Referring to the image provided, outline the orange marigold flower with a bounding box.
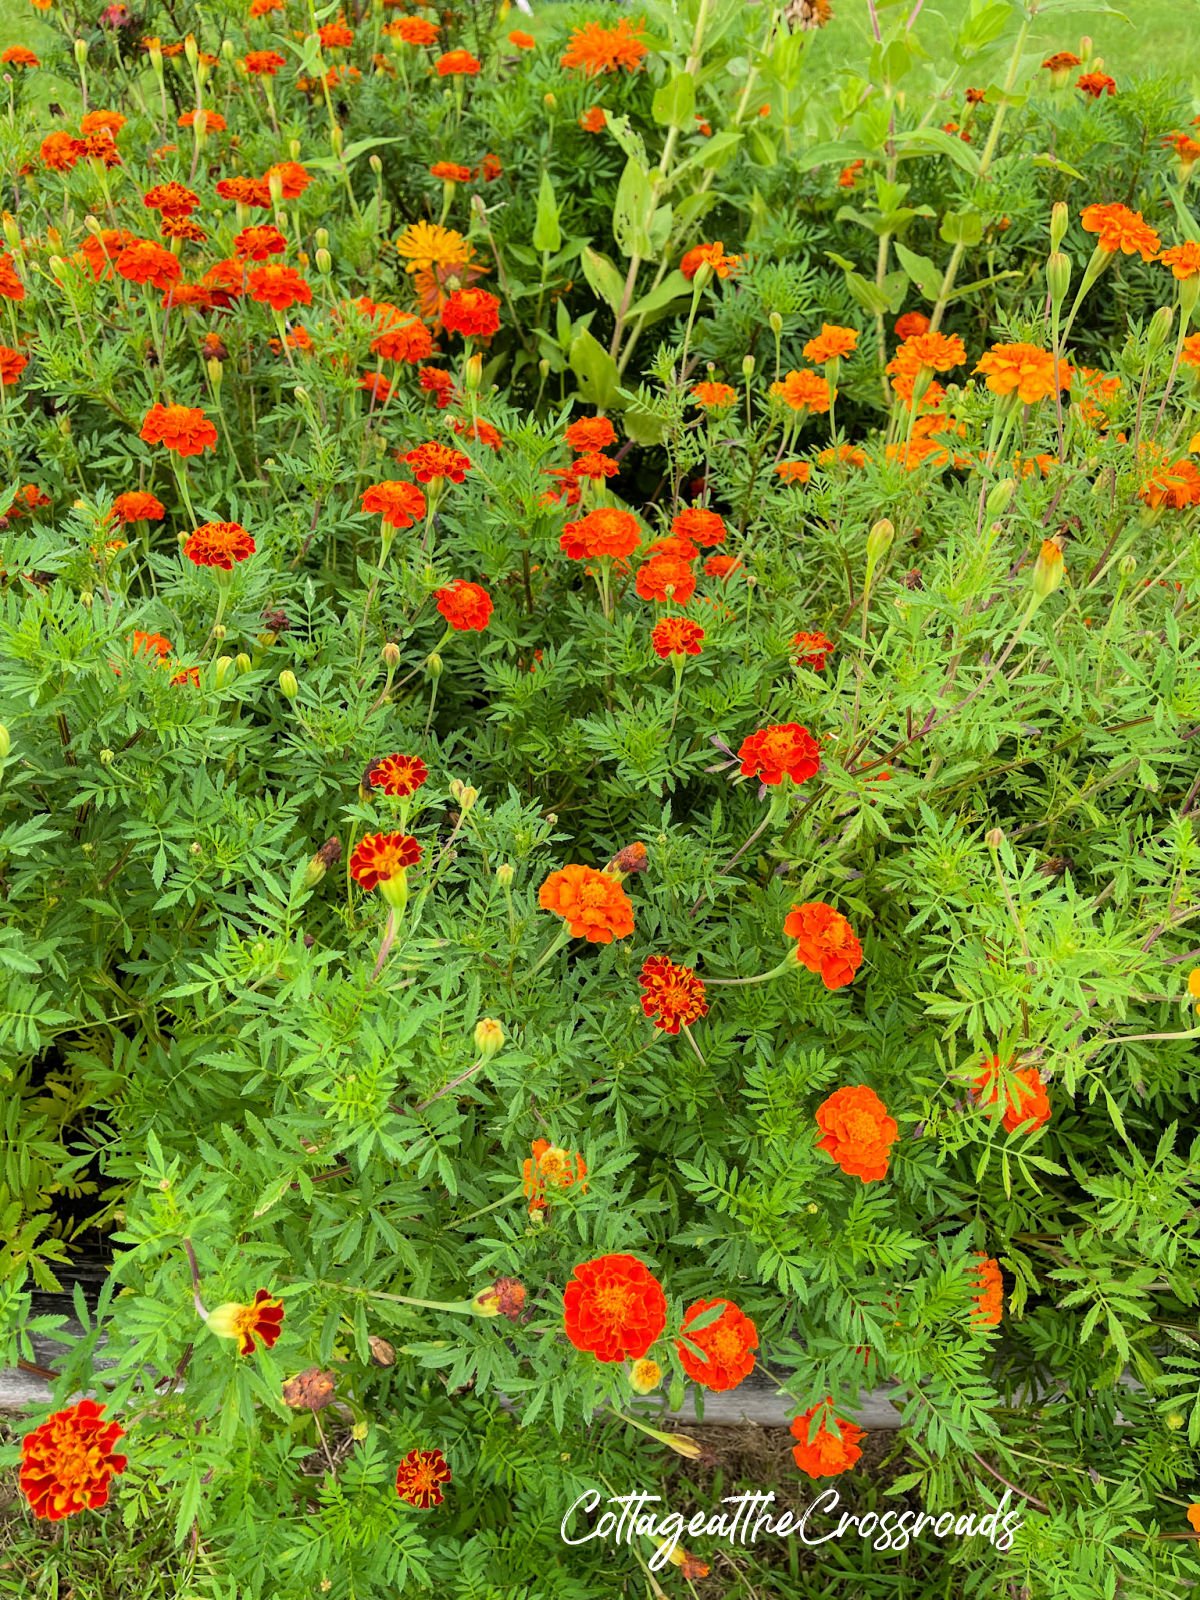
[318,19,354,47]
[790,1401,865,1479]
[838,159,864,188]
[895,330,967,373]
[638,954,707,1032]
[815,1084,896,1179]
[184,521,255,569]
[560,16,647,76]
[677,1298,758,1392]
[0,346,28,386]
[672,507,726,547]
[366,753,428,797]
[792,630,834,670]
[389,16,439,44]
[430,160,473,183]
[975,342,1069,405]
[973,1057,1051,1134]
[80,109,125,135]
[142,181,199,218]
[40,132,85,170]
[395,1448,451,1508]
[247,263,312,310]
[434,578,493,631]
[509,29,535,48]
[737,722,820,787]
[1081,202,1160,261]
[1187,1504,1200,1534]
[370,308,433,364]
[786,901,863,990]
[441,286,501,338]
[972,1255,1003,1326]
[770,368,832,413]
[205,1288,284,1354]
[1,45,38,66]
[1138,456,1200,510]
[450,417,502,452]
[1182,333,1200,372]
[563,1254,666,1361]
[435,48,481,76]
[680,241,740,280]
[651,617,704,659]
[894,310,930,339]
[523,1138,588,1210]
[115,240,182,289]
[362,480,427,529]
[18,1400,127,1521]
[561,507,642,561]
[1160,242,1200,281]
[140,404,218,457]
[1077,71,1115,97]
[178,109,227,133]
[775,460,812,485]
[1042,51,1081,72]
[404,441,471,484]
[579,106,607,132]
[690,380,736,409]
[539,863,634,942]
[110,491,165,524]
[234,225,287,260]
[570,449,618,481]
[216,176,272,208]
[419,366,456,406]
[565,415,617,453]
[636,552,696,604]
[265,160,311,200]
[804,323,858,363]
[131,630,173,659]
[478,153,503,182]
[79,229,134,280]
[244,49,285,74]
[349,830,422,892]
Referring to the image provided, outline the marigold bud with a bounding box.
[1147,306,1174,353]
[426,652,443,678]
[268,170,285,207]
[304,837,341,886]
[2,213,19,250]
[289,138,302,160]
[768,311,783,335]
[629,1358,662,1394]
[1047,251,1071,307]
[184,32,198,67]
[1166,1411,1186,1431]
[99,748,115,767]
[330,125,344,157]
[214,655,234,688]
[692,261,713,293]
[1032,539,1064,599]
[73,38,89,68]
[0,724,9,759]
[463,353,483,392]
[742,354,755,380]
[369,154,382,175]
[866,517,894,565]
[496,862,515,888]
[382,641,401,668]
[544,91,557,111]
[206,357,223,393]
[474,1017,504,1057]
[315,227,330,251]
[235,652,252,674]
[278,669,299,700]
[1118,553,1137,578]
[1049,201,1069,252]
[986,478,1016,518]
[985,827,1005,850]
[315,248,332,276]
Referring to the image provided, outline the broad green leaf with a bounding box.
[894,240,943,300]
[580,245,627,314]
[652,71,696,129]
[569,327,620,408]
[533,171,562,254]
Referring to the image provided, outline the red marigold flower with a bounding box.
[703,553,741,580]
[349,830,422,893]
[216,176,272,208]
[451,416,502,451]
[804,324,858,363]
[565,415,618,453]
[690,381,736,409]
[677,1298,758,1392]
[115,239,182,289]
[635,552,696,604]
[244,49,285,74]
[366,753,428,797]
[838,159,864,188]
[478,152,503,182]
[435,48,481,76]
[78,228,134,280]
[737,722,820,787]
[419,365,456,407]
[539,864,634,942]
[18,1400,127,1521]
[815,1085,896,1180]
[1,45,39,66]
[770,368,832,413]
[206,1288,284,1355]
[110,491,165,524]
[972,1255,1003,1326]
[1077,71,1115,97]
[792,630,834,670]
[790,1401,865,1479]
[362,479,427,529]
[396,1447,451,1508]
[1080,202,1160,261]
[430,160,473,183]
[434,578,493,631]
[638,954,707,1032]
[651,617,704,659]
[894,310,930,339]
[560,506,642,561]
[973,1057,1051,1134]
[579,106,607,132]
[247,263,312,311]
[561,16,647,75]
[570,449,619,481]
[563,1254,666,1361]
[264,161,311,200]
[441,287,501,339]
[672,507,726,547]
[184,521,255,569]
[359,371,392,404]
[234,225,287,261]
[0,346,28,386]
[143,181,198,217]
[389,16,439,44]
[679,241,740,280]
[405,441,471,484]
[318,19,354,47]
[81,130,122,168]
[1041,50,1081,72]
[523,1138,588,1211]
[785,901,863,990]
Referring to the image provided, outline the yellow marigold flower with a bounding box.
[396,221,470,275]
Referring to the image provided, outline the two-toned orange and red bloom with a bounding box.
[792,630,834,671]
[677,1299,758,1392]
[434,579,493,631]
[973,1058,1051,1133]
[790,1401,865,1478]
[395,1448,451,1508]
[349,832,422,901]
[651,617,704,658]
[523,1138,588,1212]
[404,442,472,484]
[680,242,740,281]
[361,480,427,529]
[563,1254,666,1361]
[365,753,428,797]
[786,902,863,989]
[140,403,218,457]
[635,551,696,604]
[184,521,255,569]
[539,864,634,942]
[737,722,821,787]
[18,1400,128,1520]
[815,1086,897,1180]
[560,507,642,562]
[638,955,708,1033]
[206,1288,285,1354]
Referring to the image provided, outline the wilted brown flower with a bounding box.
[282,1367,337,1411]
